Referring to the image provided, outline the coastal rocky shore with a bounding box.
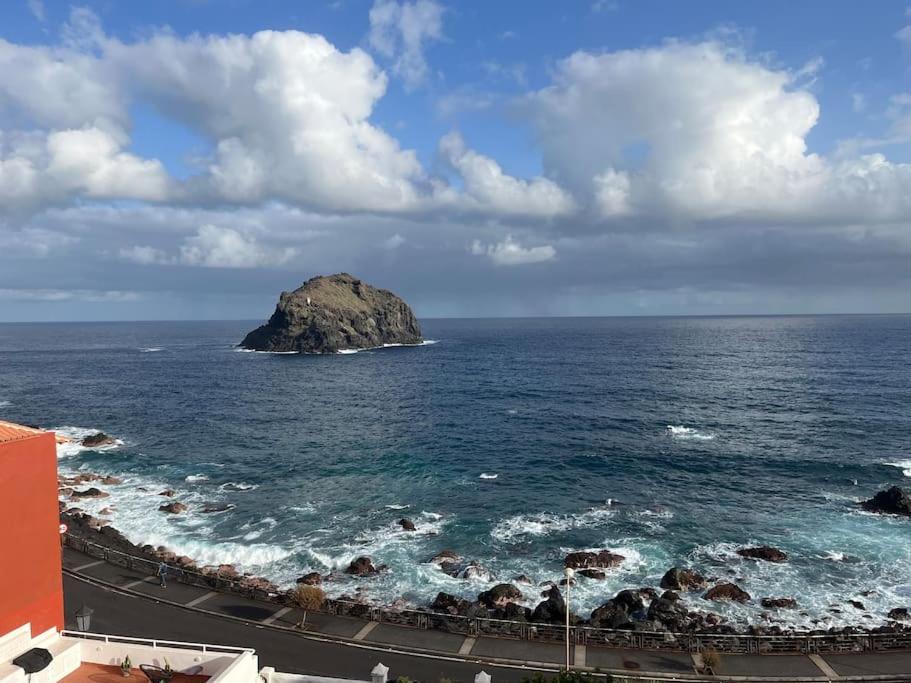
[239,273,423,353]
[56,431,911,639]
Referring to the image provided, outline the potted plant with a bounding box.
[121,656,132,677]
[163,659,172,676]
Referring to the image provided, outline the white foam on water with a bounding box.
[667,425,716,441]
[185,474,209,483]
[0,400,11,408]
[491,505,615,543]
[53,426,124,458]
[338,340,438,355]
[420,511,442,520]
[506,409,518,415]
[139,347,163,353]
[219,481,258,492]
[822,551,848,562]
[479,473,498,480]
[385,504,410,510]
[233,348,299,354]
[885,460,911,477]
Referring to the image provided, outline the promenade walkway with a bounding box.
[61,545,911,682]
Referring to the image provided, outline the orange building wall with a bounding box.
[0,432,64,635]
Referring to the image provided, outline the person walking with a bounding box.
[157,561,168,588]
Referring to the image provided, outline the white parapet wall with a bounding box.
[62,631,258,680]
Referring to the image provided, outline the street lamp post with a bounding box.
[564,567,574,670]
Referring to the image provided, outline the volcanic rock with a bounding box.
[849,600,866,610]
[704,583,751,603]
[461,562,494,581]
[239,273,423,354]
[100,475,122,485]
[531,586,566,624]
[888,608,910,621]
[478,583,523,608]
[296,572,323,586]
[737,546,788,563]
[660,567,707,591]
[398,518,416,531]
[563,549,625,569]
[430,592,471,614]
[761,597,797,609]
[159,489,176,497]
[345,556,379,576]
[82,432,116,448]
[159,502,187,514]
[861,487,911,516]
[512,574,534,585]
[578,569,606,580]
[590,601,633,629]
[71,487,109,499]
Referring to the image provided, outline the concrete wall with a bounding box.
[0,432,63,635]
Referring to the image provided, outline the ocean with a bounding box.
[1,315,910,629]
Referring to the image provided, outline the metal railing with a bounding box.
[63,533,911,655]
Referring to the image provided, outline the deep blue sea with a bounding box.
[2,316,911,629]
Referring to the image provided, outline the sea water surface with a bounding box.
[1,316,910,629]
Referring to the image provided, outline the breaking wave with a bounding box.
[667,425,716,441]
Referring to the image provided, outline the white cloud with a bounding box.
[27,0,45,22]
[851,93,867,113]
[178,224,297,268]
[109,27,425,213]
[438,131,575,218]
[384,233,406,249]
[368,0,443,90]
[0,126,171,212]
[119,245,172,265]
[471,235,556,266]
[521,41,911,223]
[0,288,138,302]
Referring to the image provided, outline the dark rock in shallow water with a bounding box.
[71,487,109,499]
[478,583,523,608]
[512,574,534,585]
[590,601,632,629]
[531,586,565,624]
[888,608,910,621]
[460,562,493,581]
[861,487,911,516]
[159,502,187,514]
[82,432,116,448]
[578,568,606,580]
[239,273,422,354]
[398,518,416,531]
[345,556,379,575]
[564,549,624,569]
[704,582,751,603]
[296,572,323,585]
[660,567,707,591]
[430,592,470,614]
[737,546,788,563]
[761,597,797,609]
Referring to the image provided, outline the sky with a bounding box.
[1,1,910,321]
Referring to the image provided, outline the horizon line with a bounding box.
[0,311,909,324]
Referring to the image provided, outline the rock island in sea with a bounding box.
[239,273,422,354]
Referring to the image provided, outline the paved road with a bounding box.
[64,574,547,683]
[62,545,911,681]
